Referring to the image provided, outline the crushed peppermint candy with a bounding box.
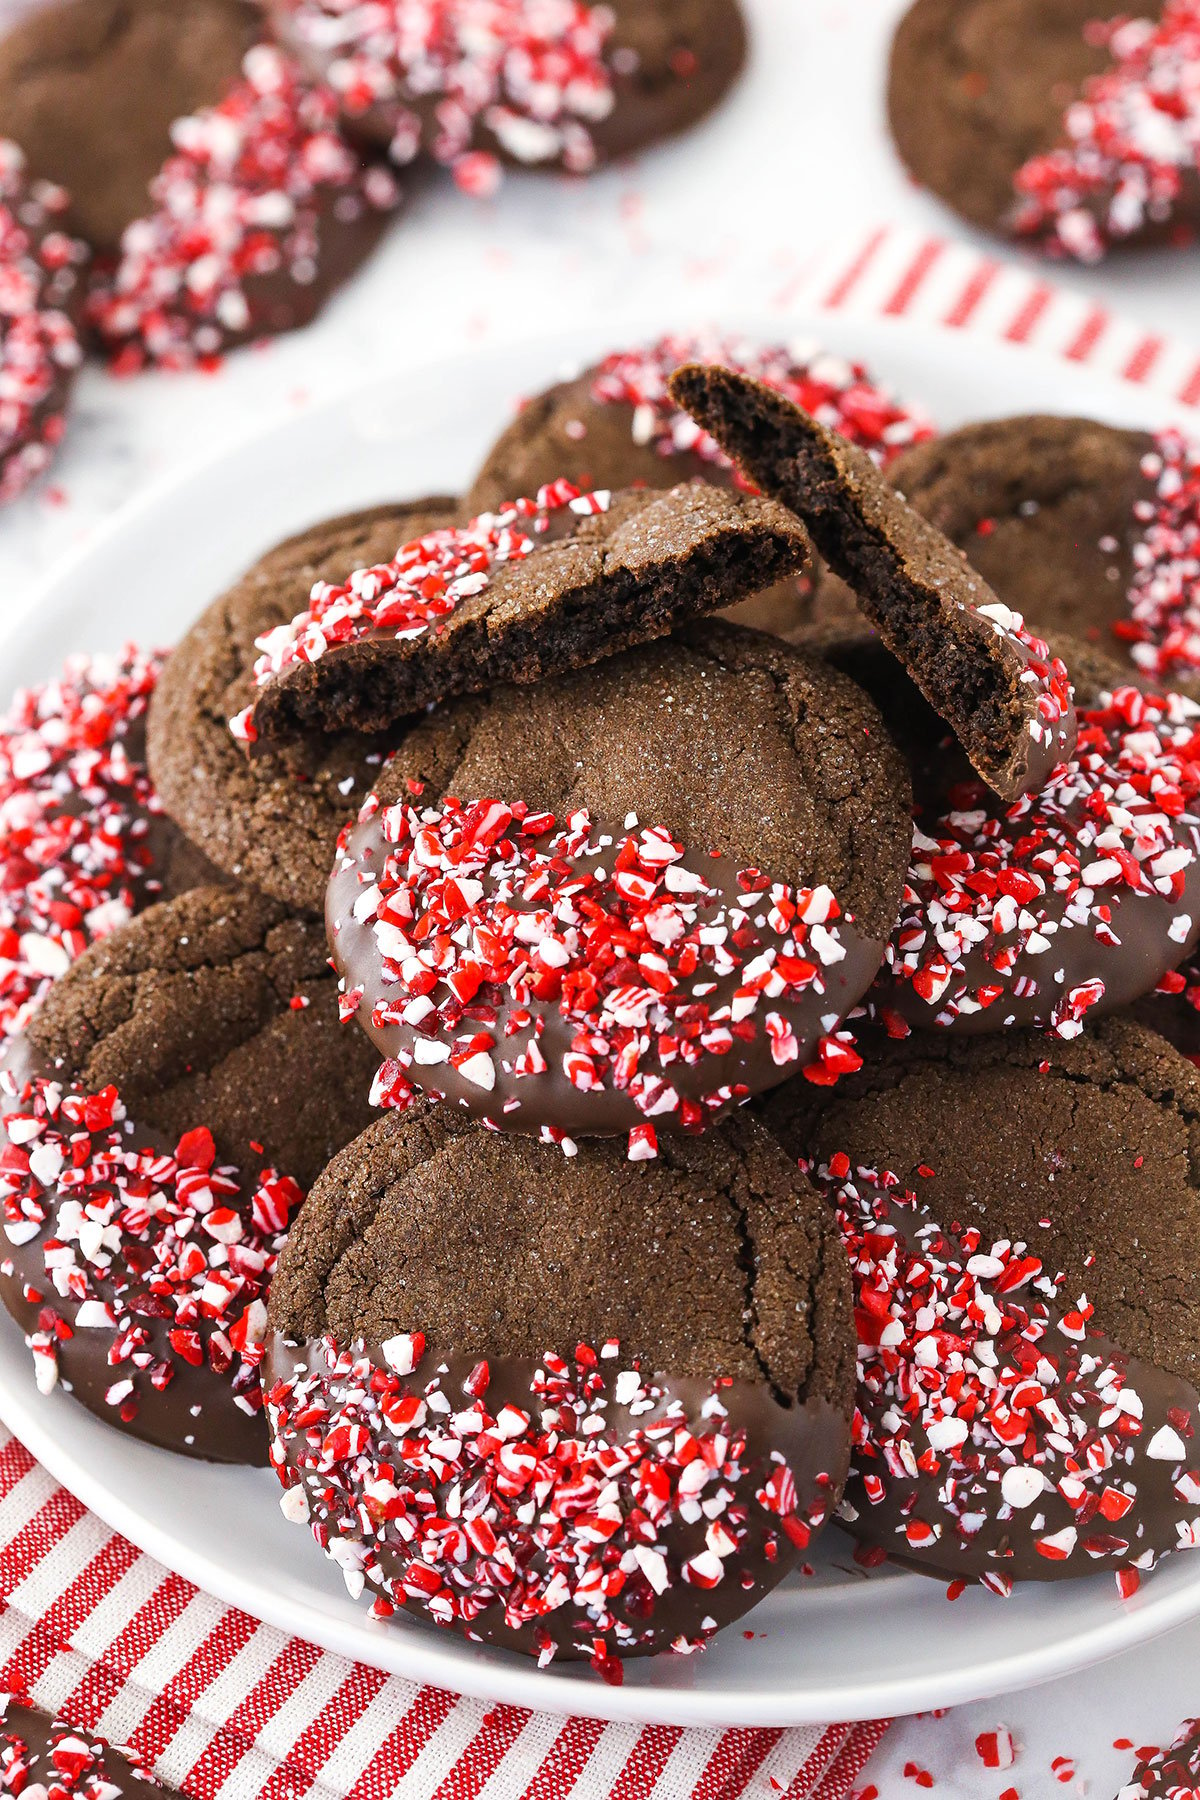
[330,793,871,1157]
[231,480,610,739]
[0,140,87,505]
[1119,1718,1200,1798]
[266,1336,824,1670]
[0,1695,162,1799]
[0,648,175,1045]
[0,1072,303,1429]
[1113,429,1200,682]
[1011,0,1200,261]
[273,0,618,193]
[814,1155,1200,1585]
[585,333,934,480]
[874,684,1200,1036]
[87,44,401,374]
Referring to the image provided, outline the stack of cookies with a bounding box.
[4,332,1200,1684]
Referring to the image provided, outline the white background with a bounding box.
[1,0,1199,1789]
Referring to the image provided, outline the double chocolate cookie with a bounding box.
[0,1694,170,1800]
[0,885,379,1461]
[0,139,88,507]
[767,1018,1200,1590]
[888,0,1200,259]
[264,1105,854,1667]
[326,624,912,1146]
[232,481,808,746]
[148,497,459,915]
[0,0,257,254]
[267,0,747,181]
[888,415,1200,692]
[668,363,1076,800]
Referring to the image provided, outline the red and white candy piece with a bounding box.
[1115,428,1200,684]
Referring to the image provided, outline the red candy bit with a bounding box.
[0,140,87,506]
[975,1727,1018,1770]
[586,333,933,480]
[1120,430,1200,683]
[819,1156,1200,1584]
[341,793,862,1126]
[880,683,1200,1034]
[275,0,618,186]
[0,646,173,1045]
[235,480,607,717]
[1011,0,1200,262]
[87,45,401,373]
[0,1070,304,1416]
[268,1336,820,1665]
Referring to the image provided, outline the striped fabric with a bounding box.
[3,227,1197,1800]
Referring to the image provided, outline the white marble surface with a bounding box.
[1,0,1200,1788]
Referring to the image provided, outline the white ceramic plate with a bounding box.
[0,312,1198,1728]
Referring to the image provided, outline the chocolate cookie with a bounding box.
[87,45,403,372]
[0,1694,168,1800]
[326,624,913,1149]
[264,1105,854,1668]
[0,884,379,1461]
[0,140,88,507]
[267,0,746,184]
[1119,1720,1200,1799]
[147,496,459,916]
[765,1018,1200,1590]
[668,362,1076,800]
[888,0,1200,259]
[888,416,1200,692]
[0,0,257,254]
[234,481,808,747]
[0,646,219,1047]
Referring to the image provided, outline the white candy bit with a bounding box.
[1001,1466,1045,1509]
[1147,1423,1188,1462]
[279,1485,310,1524]
[381,1333,424,1375]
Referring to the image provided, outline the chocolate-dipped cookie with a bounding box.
[87,45,402,372]
[888,0,1200,259]
[0,0,257,254]
[0,1694,169,1799]
[231,480,808,747]
[266,0,747,183]
[0,646,220,1047]
[1119,1719,1200,1798]
[326,624,912,1150]
[147,496,459,916]
[668,362,1076,801]
[0,884,379,1461]
[0,140,88,507]
[765,1018,1200,1591]
[264,1105,854,1668]
[889,415,1200,692]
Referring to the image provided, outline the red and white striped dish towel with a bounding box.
[3,226,1198,1800]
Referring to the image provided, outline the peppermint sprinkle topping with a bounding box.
[877,685,1200,1036]
[1119,1718,1200,1798]
[588,333,934,477]
[1115,429,1200,682]
[333,793,867,1154]
[267,1336,819,1672]
[1012,0,1200,261]
[0,1695,160,1799]
[0,649,170,1045]
[88,45,401,373]
[817,1156,1200,1584]
[0,1073,303,1422]
[0,139,86,505]
[276,0,618,193]
[232,480,610,736]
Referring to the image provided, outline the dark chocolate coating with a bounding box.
[326,626,913,1136]
[667,363,1077,801]
[766,1019,1200,1583]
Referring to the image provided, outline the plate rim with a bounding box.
[1,306,1199,1728]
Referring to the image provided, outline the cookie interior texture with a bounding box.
[0,0,257,251]
[246,483,810,742]
[886,0,1120,233]
[147,497,460,914]
[270,1105,855,1410]
[21,883,378,1187]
